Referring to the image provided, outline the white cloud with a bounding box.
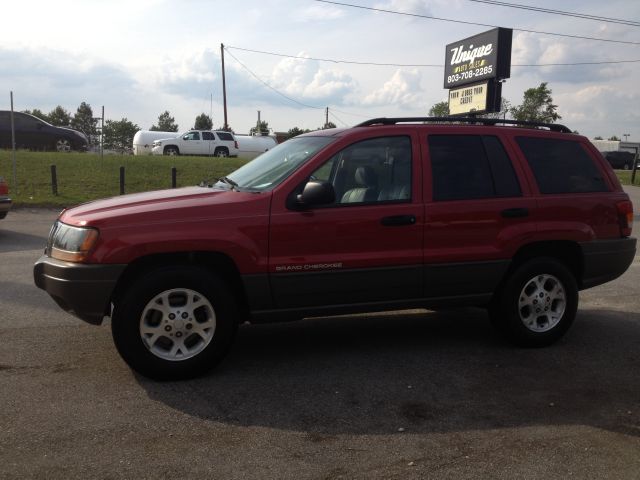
[155,49,219,95]
[293,4,346,21]
[0,47,138,112]
[511,32,624,83]
[552,85,640,138]
[270,54,358,104]
[374,0,432,16]
[362,69,424,107]
[559,85,640,122]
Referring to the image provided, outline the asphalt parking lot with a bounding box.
[1,191,639,479]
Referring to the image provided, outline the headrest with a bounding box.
[355,166,377,187]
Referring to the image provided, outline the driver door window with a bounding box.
[311,136,412,205]
[182,131,202,154]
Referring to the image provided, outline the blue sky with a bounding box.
[1,0,639,139]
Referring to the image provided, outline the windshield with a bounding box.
[222,136,334,191]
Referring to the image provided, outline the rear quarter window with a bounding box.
[216,132,235,141]
[516,137,608,194]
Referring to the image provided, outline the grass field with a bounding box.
[0,150,637,208]
[0,151,248,207]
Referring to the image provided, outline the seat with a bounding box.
[340,166,379,203]
[378,184,410,201]
[377,148,412,201]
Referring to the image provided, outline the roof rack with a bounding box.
[355,117,573,134]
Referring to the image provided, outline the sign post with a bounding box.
[444,28,512,116]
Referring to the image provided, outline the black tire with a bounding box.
[164,146,180,156]
[489,258,578,347]
[111,266,238,380]
[214,147,229,158]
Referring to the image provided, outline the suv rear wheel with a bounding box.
[214,147,229,157]
[111,266,238,380]
[490,258,578,347]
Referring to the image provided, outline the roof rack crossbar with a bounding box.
[355,117,572,133]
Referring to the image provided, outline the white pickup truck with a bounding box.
[151,130,239,157]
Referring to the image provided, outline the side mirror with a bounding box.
[296,181,335,208]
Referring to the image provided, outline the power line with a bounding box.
[514,59,640,66]
[224,47,372,120]
[223,48,324,110]
[329,107,370,119]
[226,45,640,68]
[466,0,640,27]
[328,110,349,127]
[314,0,640,46]
[227,46,441,67]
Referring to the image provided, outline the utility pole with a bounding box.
[10,91,16,190]
[101,106,104,162]
[221,43,228,131]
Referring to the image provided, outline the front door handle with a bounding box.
[501,208,529,218]
[381,215,416,226]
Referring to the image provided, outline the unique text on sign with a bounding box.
[444,28,512,89]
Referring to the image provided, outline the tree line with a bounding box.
[21,104,219,153]
[29,83,595,154]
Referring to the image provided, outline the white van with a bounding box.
[133,131,178,155]
[235,134,278,159]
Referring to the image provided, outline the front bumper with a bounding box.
[34,256,126,325]
[0,197,11,217]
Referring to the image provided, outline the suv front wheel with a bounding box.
[111,266,238,380]
[490,258,578,347]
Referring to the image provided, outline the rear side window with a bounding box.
[428,135,521,201]
[516,137,608,194]
[202,131,215,140]
[216,131,234,141]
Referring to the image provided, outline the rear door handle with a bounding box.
[381,215,416,226]
[501,208,529,218]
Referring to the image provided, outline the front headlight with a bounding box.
[48,221,99,262]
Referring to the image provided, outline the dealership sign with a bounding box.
[448,81,502,116]
[444,27,512,115]
[444,27,512,89]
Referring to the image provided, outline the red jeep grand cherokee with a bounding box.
[34,118,636,380]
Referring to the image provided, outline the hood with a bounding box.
[60,186,270,229]
[57,126,88,140]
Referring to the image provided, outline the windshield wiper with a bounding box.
[199,176,238,190]
[218,177,238,190]
[219,176,239,190]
